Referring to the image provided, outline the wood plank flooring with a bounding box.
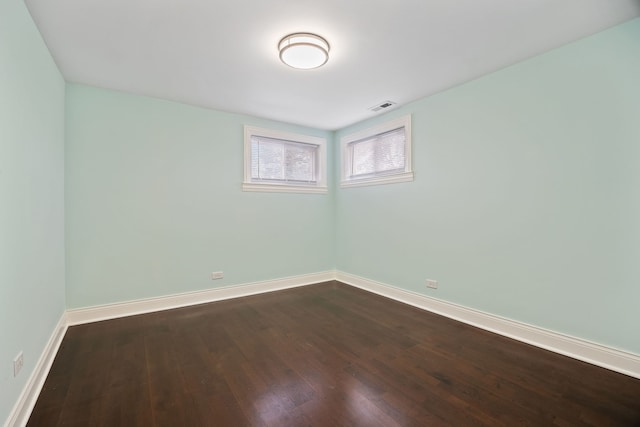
[28,281,640,426]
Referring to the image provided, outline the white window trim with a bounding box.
[243,125,327,194]
[340,115,413,188]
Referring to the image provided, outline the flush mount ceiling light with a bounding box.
[278,33,330,70]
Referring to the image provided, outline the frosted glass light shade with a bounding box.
[278,33,329,70]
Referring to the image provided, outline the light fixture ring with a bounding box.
[278,32,330,70]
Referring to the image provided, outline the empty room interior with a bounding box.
[2,0,640,425]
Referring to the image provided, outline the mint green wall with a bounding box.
[65,84,334,308]
[336,18,640,355]
[0,0,66,423]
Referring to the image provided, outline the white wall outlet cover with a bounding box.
[211,271,224,280]
[13,351,24,376]
[426,279,438,289]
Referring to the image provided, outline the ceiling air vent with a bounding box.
[369,101,397,112]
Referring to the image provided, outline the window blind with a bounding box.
[349,127,406,177]
[251,136,317,183]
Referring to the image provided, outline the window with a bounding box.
[341,115,413,188]
[243,126,327,194]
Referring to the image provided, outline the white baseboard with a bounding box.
[66,271,336,326]
[337,271,640,380]
[5,313,68,427]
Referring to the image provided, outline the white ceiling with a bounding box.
[26,0,640,130]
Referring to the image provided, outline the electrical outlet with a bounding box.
[211,271,224,280]
[13,352,23,377]
[426,279,438,289]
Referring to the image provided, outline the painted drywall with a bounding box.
[0,0,66,423]
[335,18,640,355]
[65,84,334,308]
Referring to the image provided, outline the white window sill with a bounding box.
[340,171,414,189]
[242,183,328,194]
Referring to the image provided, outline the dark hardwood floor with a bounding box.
[28,281,640,426]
